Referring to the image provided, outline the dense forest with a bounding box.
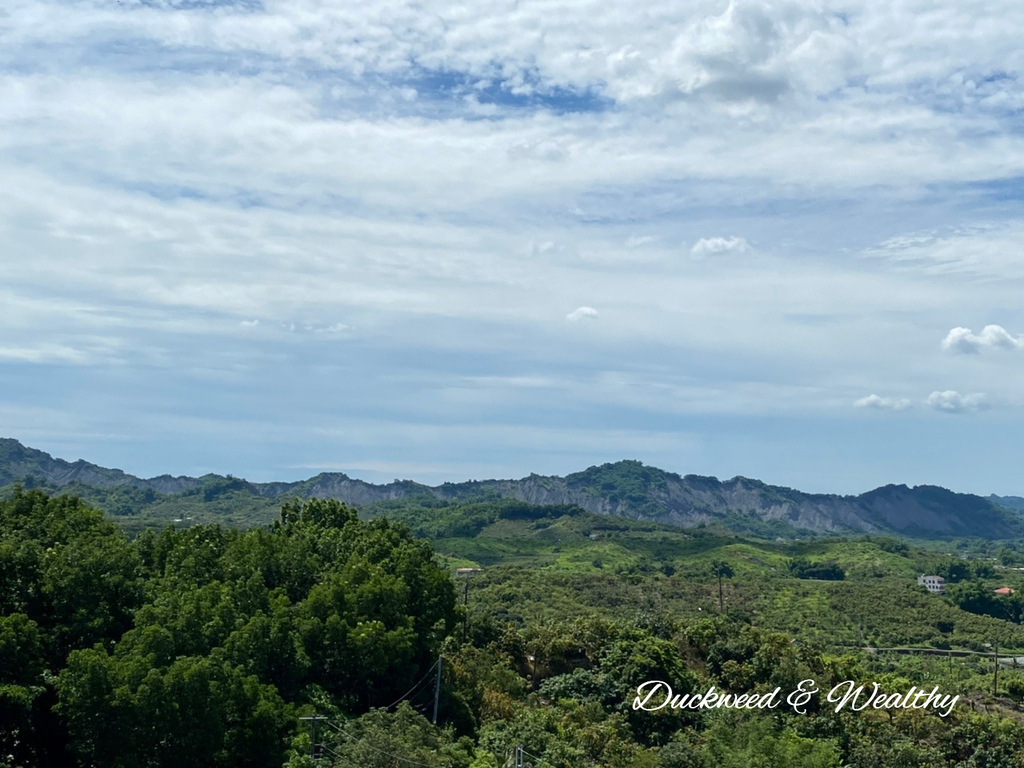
[6,488,1024,767]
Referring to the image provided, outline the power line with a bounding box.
[319,744,355,765]
[401,685,434,711]
[324,719,439,768]
[381,657,441,710]
[301,654,447,768]
[400,685,434,715]
[519,746,559,768]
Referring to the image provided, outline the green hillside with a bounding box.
[9,488,1024,768]
[363,498,1024,653]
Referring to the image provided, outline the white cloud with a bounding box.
[626,235,656,248]
[566,306,598,321]
[239,319,259,327]
[869,224,1024,281]
[306,323,350,334]
[507,139,568,162]
[529,240,559,257]
[690,236,750,259]
[0,345,92,365]
[925,390,990,413]
[854,394,912,411]
[942,325,1023,354]
[278,322,347,334]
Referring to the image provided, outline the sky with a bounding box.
[2,0,1024,495]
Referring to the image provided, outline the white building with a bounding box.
[917,575,946,595]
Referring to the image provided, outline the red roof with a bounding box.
[994,587,1015,595]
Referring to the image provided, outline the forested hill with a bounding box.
[2,437,1021,539]
[992,494,1024,513]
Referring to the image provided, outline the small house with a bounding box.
[917,575,946,594]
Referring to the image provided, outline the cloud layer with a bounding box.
[2,0,1024,492]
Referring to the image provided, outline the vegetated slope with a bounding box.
[10,487,1024,768]
[2,438,1021,538]
[992,494,1024,513]
[0,437,201,493]
[372,497,1024,652]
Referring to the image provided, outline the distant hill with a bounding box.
[992,495,1024,513]
[1,437,1021,539]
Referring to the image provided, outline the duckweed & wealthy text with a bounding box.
[633,679,960,717]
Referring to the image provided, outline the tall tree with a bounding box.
[710,560,734,613]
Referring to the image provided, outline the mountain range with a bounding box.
[2,437,1022,539]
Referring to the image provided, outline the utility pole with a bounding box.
[455,568,483,643]
[994,644,999,696]
[299,716,326,760]
[464,577,470,642]
[710,560,732,613]
[432,655,443,724]
[513,745,524,768]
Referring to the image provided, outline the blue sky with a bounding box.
[2,0,1024,495]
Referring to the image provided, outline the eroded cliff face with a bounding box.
[428,473,878,534]
[2,438,1019,539]
[296,469,1016,537]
